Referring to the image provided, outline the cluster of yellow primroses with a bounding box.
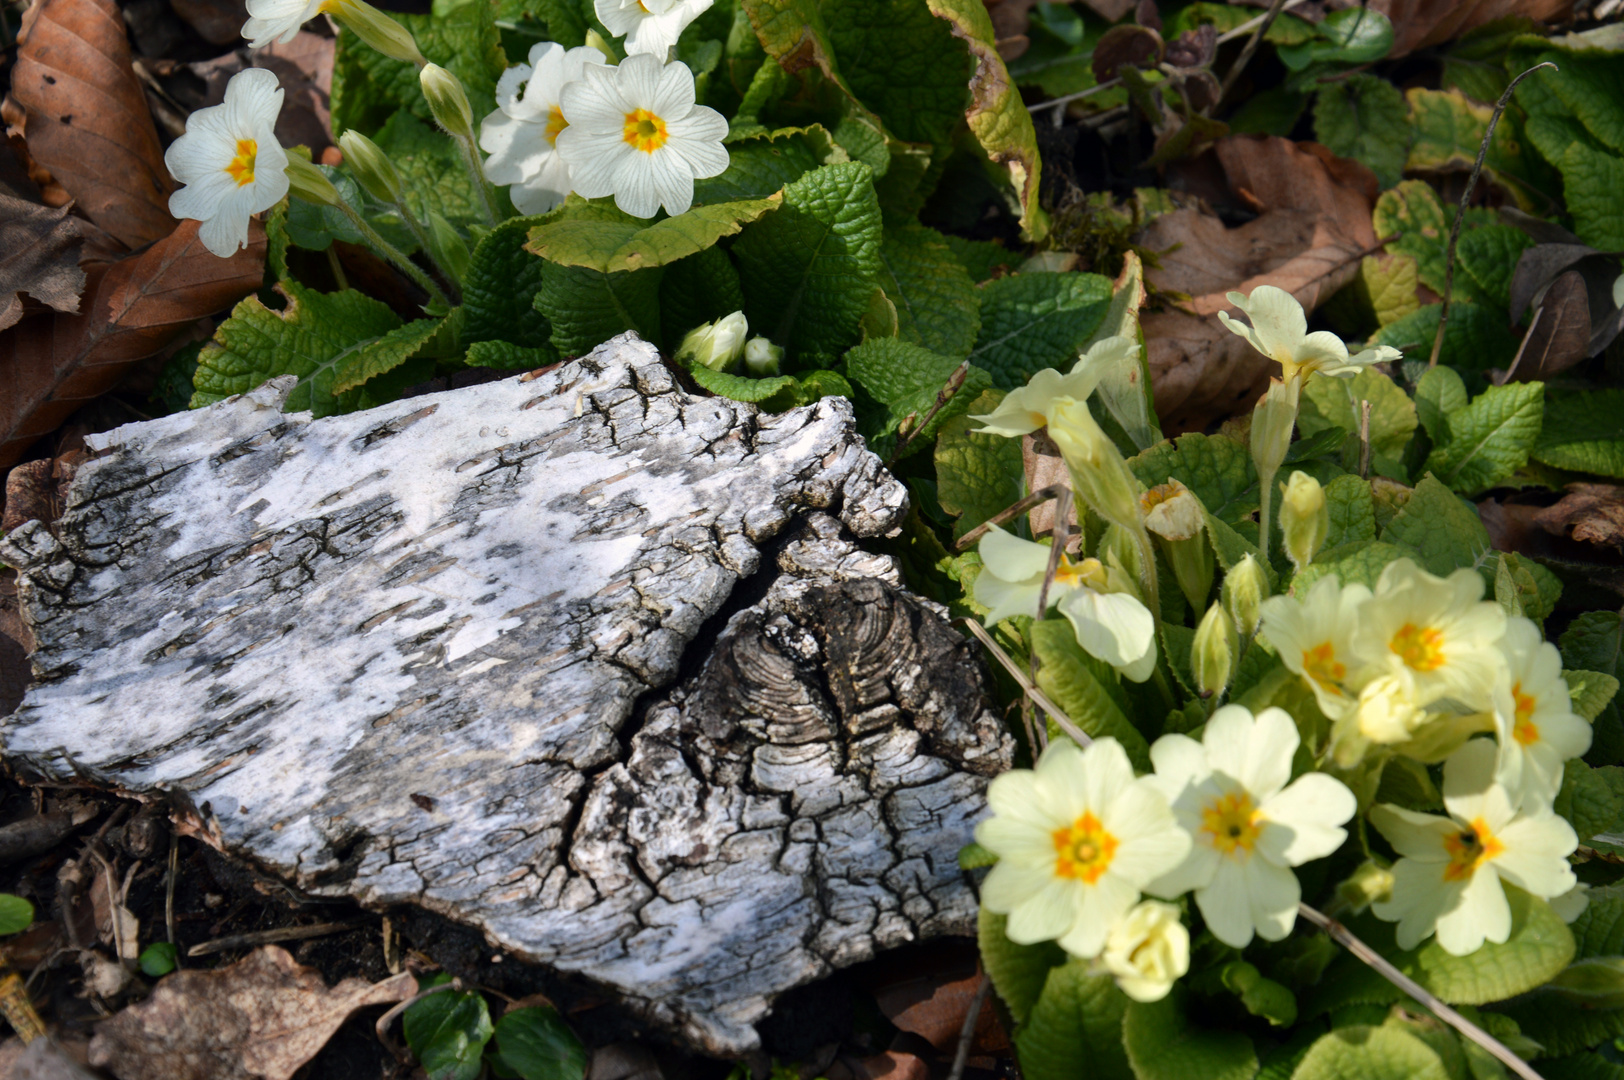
[967,289,1589,1004]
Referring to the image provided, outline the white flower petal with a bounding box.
[1245,856,1301,942]
[1257,773,1355,865]
[1059,589,1155,679]
[1196,858,1256,949]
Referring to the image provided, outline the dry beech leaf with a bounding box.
[1138,136,1380,432]
[1534,484,1624,549]
[2,451,81,533]
[0,193,86,332]
[88,946,416,1080]
[982,0,1037,60]
[1507,270,1591,381]
[0,219,266,471]
[1371,0,1573,59]
[10,0,175,249]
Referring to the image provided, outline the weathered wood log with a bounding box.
[0,335,1012,1054]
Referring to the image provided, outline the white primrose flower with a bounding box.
[1148,705,1357,949]
[1259,576,1372,720]
[165,68,289,258]
[1370,739,1578,955]
[1101,900,1189,1002]
[970,337,1139,438]
[595,0,714,58]
[555,53,728,219]
[1492,616,1592,809]
[1218,285,1400,383]
[976,737,1191,960]
[241,0,324,49]
[1352,559,1508,713]
[480,43,608,215]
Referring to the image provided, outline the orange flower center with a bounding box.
[1442,817,1505,882]
[1391,622,1446,672]
[1052,811,1118,884]
[545,105,568,145]
[225,138,258,187]
[622,108,668,153]
[1201,790,1261,856]
[1301,641,1346,689]
[1512,682,1540,746]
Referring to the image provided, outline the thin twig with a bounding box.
[1027,78,1122,115]
[1034,487,1074,618]
[947,976,992,1080]
[188,918,369,957]
[1500,305,1544,384]
[1357,400,1372,479]
[1217,0,1292,103]
[960,619,1093,748]
[1428,62,1558,369]
[955,485,1069,551]
[888,360,972,468]
[1296,904,1546,1080]
[1214,0,1315,44]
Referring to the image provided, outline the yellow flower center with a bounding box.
[1027,410,1047,429]
[1050,555,1105,594]
[622,108,669,153]
[1301,641,1345,689]
[1512,683,1540,746]
[1052,811,1118,884]
[1442,817,1505,882]
[225,138,258,187]
[1201,790,1261,856]
[545,105,568,145]
[1391,622,1446,672]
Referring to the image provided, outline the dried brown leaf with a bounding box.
[1534,484,1624,549]
[1508,270,1591,381]
[1370,0,1573,58]
[0,219,266,471]
[89,946,416,1080]
[0,193,86,332]
[11,0,175,249]
[169,0,250,46]
[1,452,80,533]
[0,1037,98,1079]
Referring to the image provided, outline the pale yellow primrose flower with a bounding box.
[165,68,289,258]
[1493,617,1592,809]
[970,337,1139,438]
[973,526,1158,682]
[1260,576,1372,720]
[1101,900,1189,1002]
[1371,739,1577,955]
[480,43,608,215]
[1353,559,1507,712]
[1218,285,1400,383]
[1148,706,1356,949]
[976,737,1191,959]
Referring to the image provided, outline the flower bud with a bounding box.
[328,0,425,66]
[1334,861,1394,915]
[676,311,750,372]
[427,211,470,281]
[1280,470,1328,571]
[1048,398,1142,534]
[420,63,475,141]
[1354,674,1428,744]
[1143,480,1213,613]
[1221,553,1270,638]
[1192,602,1237,699]
[283,153,341,206]
[1101,901,1188,1003]
[1250,377,1298,486]
[337,129,403,205]
[743,336,783,377]
[585,27,618,63]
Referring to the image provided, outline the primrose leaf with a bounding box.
[194,284,434,416]
[968,272,1114,389]
[845,338,991,458]
[525,195,782,273]
[942,235,1017,283]
[403,980,494,1080]
[1566,670,1621,724]
[0,895,33,936]
[1413,365,1468,442]
[935,392,1023,540]
[1534,390,1624,479]
[492,1005,588,1080]
[1422,381,1544,495]
[1298,367,1417,477]
[467,341,552,369]
[138,941,177,977]
[1323,475,1376,549]
[1290,1025,1453,1080]
[978,909,1068,1028]
[817,0,971,147]
[1556,759,1621,842]
[1122,991,1258,1080]
[1129,433,1258,530]
[878,223,981,356]
[1405,88,1551,212]
[1372,180,1495,298]
[1456,225,1535,311]
[1560,138,1624,252]
[372,110,484,227]
[1368,303,1516,373]
[463,215,557,351]
[1498,992,1624,1059]
[687,363,798,405]
[1563,612,1624,767]
[732,162,884,362]
[1016,956,1134,1080]
[534,263,664,355]
[1277,7,1393,71]
[1379,474,1493,576]
[332,0,506,135]
[692,129,823,203]
[1313,74,1409,189]
[1029,619,1151,769]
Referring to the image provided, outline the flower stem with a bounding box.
[392,200,463,300]
[334,199,452,311]
[453,133,501,226]
[1258,472,1275,566]
[1296,904,1547,1080]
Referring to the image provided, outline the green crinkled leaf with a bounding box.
[1494,551,1560,622]
[1380,474,1492,575]
[1017,957,1133,1080]
[1498,991,1624,1059]
[1292,540,1411,592]
[1289,1024,1453,1080]
[1408,890,1575,1004]
[1372,180,1495,298]
[1170,3,1316,45]
[462,215,555,350]
[1405,88,1551,212]
[1029,618,1151,770]
[404,979,495,1080]
[1570,883,1624,960]
[1537,1055,1624,1080]
[1123,991,1258,1080]
[1567,669,1621,723]
[696,129,823,203]
[534,262,663,355]
[1556,758,1622,842]
[968,272,1114,390]
[878,223,981,356]
[816,0,970,146]
[1423,381,1544,496]
[372,110,483,227]
[732,162,884,362]
[1130,433,1259,529]
[332,0,507,136]
[1560,136,1624,252]
[936,392,1023,540]
[1414,365,1468,443]
[1324,475,1376,549]
[1534,391,1624,479]
[1278,6,1393,71]
[194,284,433,417]
[1457,224,1535,311]
[846,338,991,457]
[1221,961,1297,1027]
[1563,612,1624,768]
[1207,511,1275,588]
[979,908,1067,1028]
[942,235,1016,283]
[1368,303,1516,373]
[1313,74,1409,189]
[1298,367,1417,477]
[688,363,798,404]
[492,1005,587,1080]
[525,195,783,273]
[468,341,554,369]
[0,895,33,937]
[660,245,746,346]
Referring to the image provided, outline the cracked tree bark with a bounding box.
[0,334,1013,1054]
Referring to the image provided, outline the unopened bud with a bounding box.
[585,27,618,63]
[1192,602,1236,699]
[338,130,403,205]
[677,311,749,372]
[1250,377,1298,487]
[1049,398,1142,534]
[421,63,475,140]
[1221,553,1269,638]
[284,153,340,206]
[427,211,470,281]
[1280,471,1328,571]
[743,336,783,377]
[329,0,425,65]
[1334,861,1394,915]
[1143,481,1213,613]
